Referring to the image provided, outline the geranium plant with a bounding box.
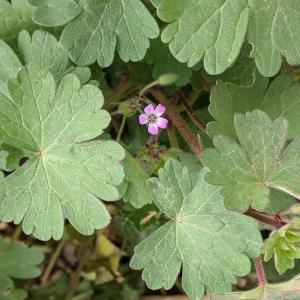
[1,0,300,299]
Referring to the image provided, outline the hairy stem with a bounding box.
[245,208,285,228]
[178,91,207,132]
[254,256,267,286]
[150,88,202,157]
[167,121,179,148]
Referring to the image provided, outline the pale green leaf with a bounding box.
[202,110,300,212]
[263,221,300,274]
[121,152,152,209]
[157,0,249,74]
[146,38,193,87]
[248,0,300,77]
[130,159,262,300]
[0,67,125,241]
[30,0,82,26]
[0,143,23,172]
[211,275,300,299]
[32,0,160,67]
[208,74,300,140]
[0,39,22,97]
[149,0,162,8]
[0,0,37,45]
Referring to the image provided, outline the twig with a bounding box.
[245,208,286,228]
[41,239,65,285]
[254,256,267,286]
[178,91,207,132]
[117,116,126,142]
[150,88,202,157]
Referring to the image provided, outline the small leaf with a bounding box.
[0,67,125,241]
[32,0,160,67]
[130,159,262,300]
[263,221,300,274]
[248,0,300,77]
[202,110,300,212]
[121,153,152,209]
[0,143,23,172]
[0,0,37,45]
[208,74,300,140]
[157,0,249,74]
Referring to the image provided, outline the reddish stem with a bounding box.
[150,88,202,157]
[245,208,285,228]
[254,256,267,286]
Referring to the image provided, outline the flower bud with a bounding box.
[118,98,139,117]
[157,73,178,86]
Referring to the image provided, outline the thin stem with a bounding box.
[167,121,179,148]
[245,208,285,228]
[254,256,267,286]
[11,224,22,243]
[41,239,65,285]
[65,237,93,300]
[117,116,126,142]
[150,88,202,157]
[178,91,207,132]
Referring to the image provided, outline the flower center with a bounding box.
[147,113,157,124]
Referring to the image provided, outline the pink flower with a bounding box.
[139,104,169,135]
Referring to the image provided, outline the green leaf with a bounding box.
[0,237,44,279]
[130,159,262,300]
[248,0,300,77]
[263,220,300,274]
[0,67,125,241]
[0,39,22,96]
[202,44,256,87]
[202,110,300,212]
[32,0,160,67]
[0,275,27,300]
[149,0,162,8]
[0,143,23,172]
[0,0,37,45]
[211,275,300,299]
[208,74,300,140]
[157,0,249,74]
[121,152,152,209]
[146,38,193,87]
[0,238,43,299]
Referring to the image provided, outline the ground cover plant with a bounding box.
[1,0,300,299]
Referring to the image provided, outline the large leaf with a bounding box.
[202,110,300,212]
[0,67,125,241]
[156,0,300,77]
[211,275,300,300]
[157,0,249,74]
[208,74,300,140]
[130,159,262,300]
[121,152,152,209]
[248,0,300,77]
[0,0,37,45]
[32,0,159,67]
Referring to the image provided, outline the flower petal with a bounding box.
[144,104,154,115]
[148,123,159,135]
[154,104,166,117]
[157,117,168,129]
[139,114,148,125]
